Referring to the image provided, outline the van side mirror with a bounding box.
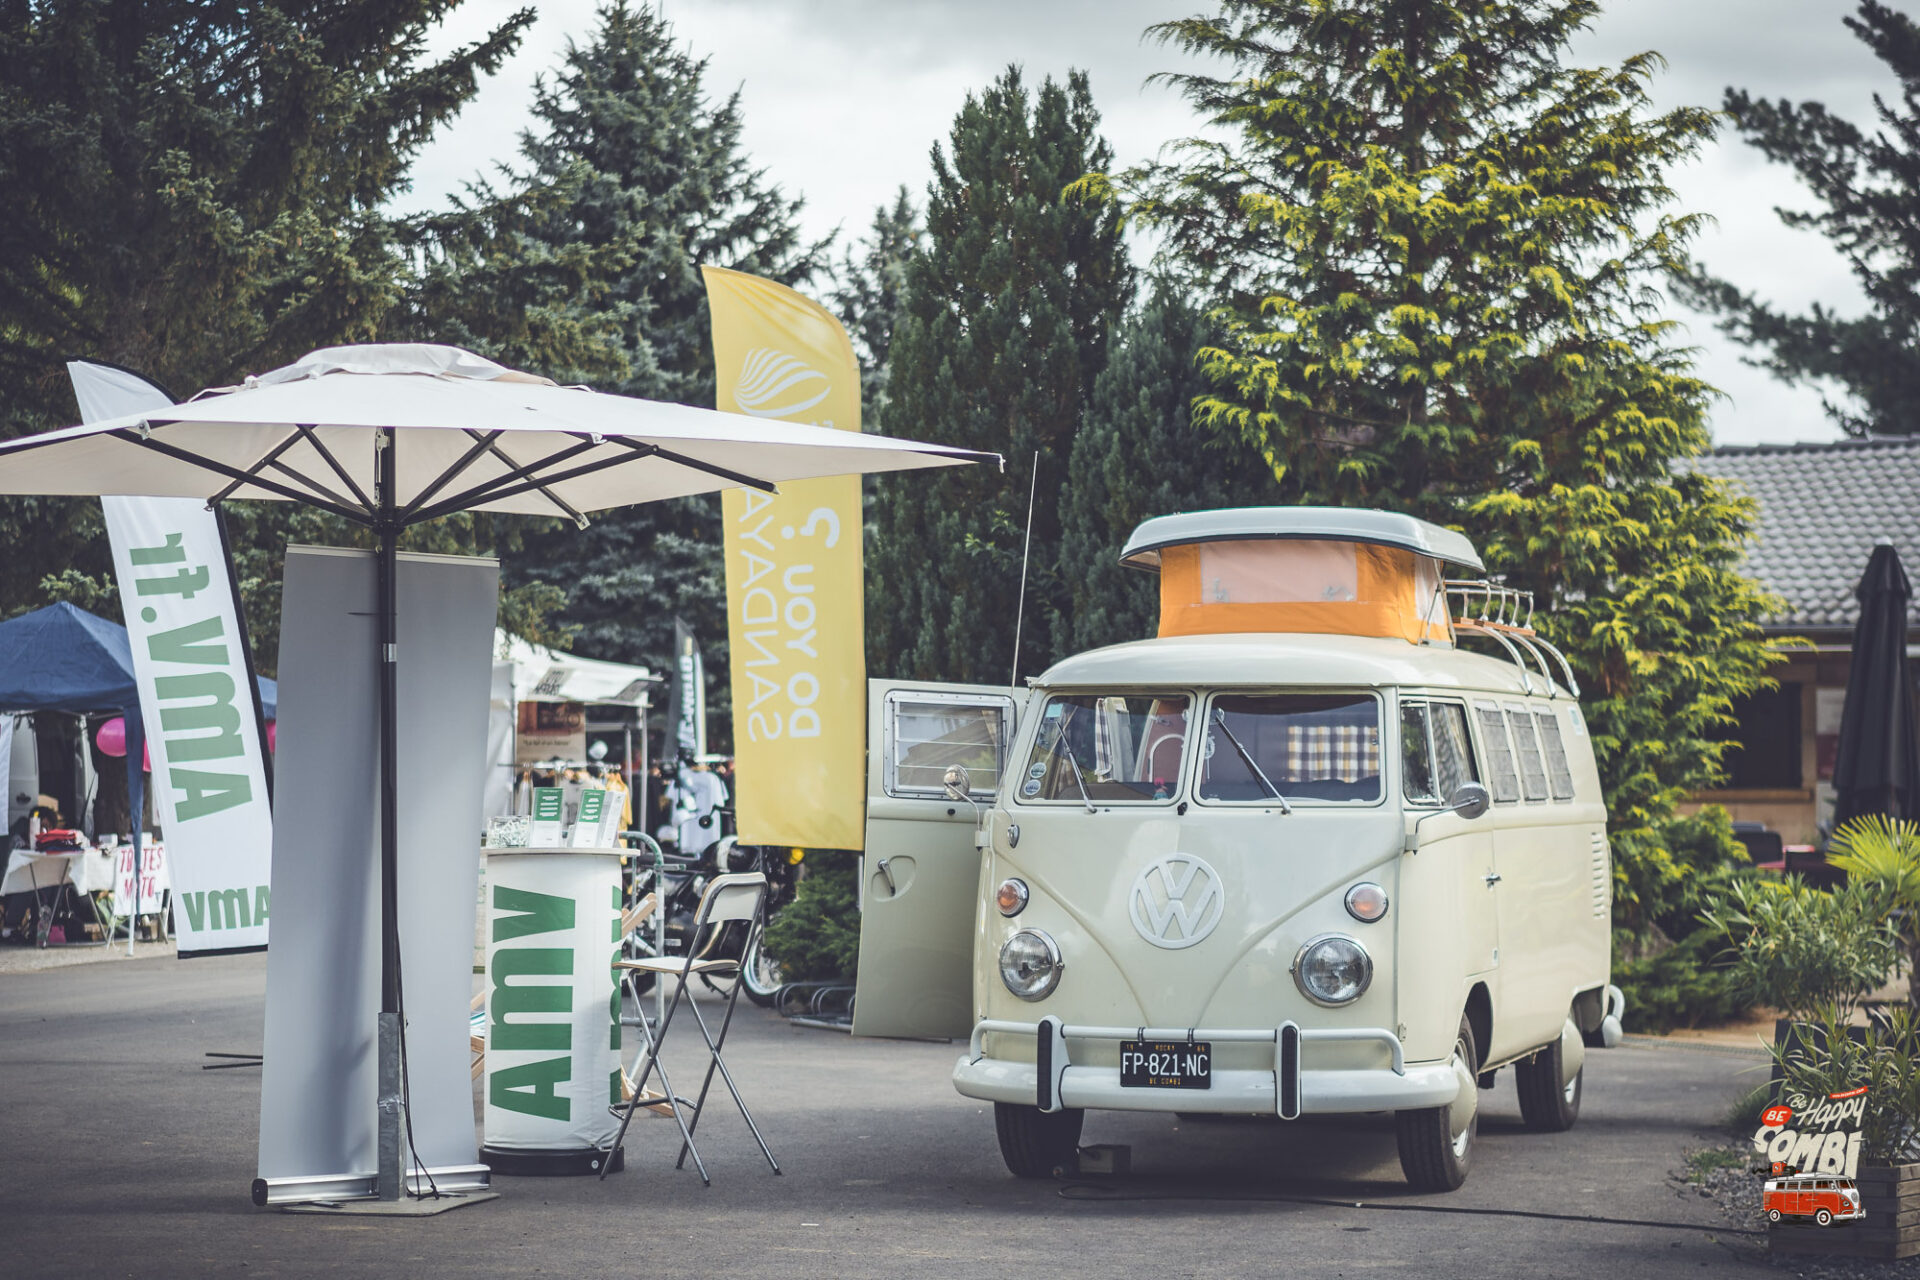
[1448,781,1491,821]
[942,765,971,801]
[1405,781,1492,853]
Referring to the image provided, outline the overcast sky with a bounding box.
[398,0,1893,446]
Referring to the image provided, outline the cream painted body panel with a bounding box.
[951,632,1611,1109]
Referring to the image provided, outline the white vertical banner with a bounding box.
[69,360,274,955]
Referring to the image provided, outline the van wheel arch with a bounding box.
[1463,983,1492,1072]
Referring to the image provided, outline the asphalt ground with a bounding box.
[1,951,1780,1278]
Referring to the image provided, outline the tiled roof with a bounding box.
[1691,438,1920,631]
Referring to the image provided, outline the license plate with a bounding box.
[1119,1039,1212,1089]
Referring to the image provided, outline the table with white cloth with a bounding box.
[1,841,169,941]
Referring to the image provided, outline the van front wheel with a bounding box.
[1514,1032,1582,1132]
[1396,1014,1478,1192]
[994,1103,1083,1179]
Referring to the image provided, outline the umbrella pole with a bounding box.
[375,431,404,1202]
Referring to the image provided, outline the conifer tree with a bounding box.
[868,68,1133,683]
[414,3,827,714]
[1105,0,1779,972]
[1678,0,1920,437]
[0,0,531,643]
[1054,286,1284,654]
[830,187,923,432]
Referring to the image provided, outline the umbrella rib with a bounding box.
[406,437,602,524]
[207,428,304,505]
[479,435,590,528]
[600,436,778,493]
[262,457,364,513]
[398,430,506,521]
[408,446,678,525]
[109,430,373,525]
[295,426,374,511]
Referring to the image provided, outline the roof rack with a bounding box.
[1443,581,1581,699]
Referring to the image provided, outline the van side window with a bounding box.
[1431,703,1478,798]
[1474,705,1521,803]
[1506,705,1550,802]
[1534,710,1576,800]
[1401,702,1440,805]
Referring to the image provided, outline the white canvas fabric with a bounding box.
[0,344,994,519]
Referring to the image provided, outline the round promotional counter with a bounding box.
[480,846,625,1176]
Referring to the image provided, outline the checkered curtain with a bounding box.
[1285,725,1380,782]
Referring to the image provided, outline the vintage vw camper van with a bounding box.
[852,508,1625,1191]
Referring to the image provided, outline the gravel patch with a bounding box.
[0,938,175,974]
[1685,1139,1920,1278]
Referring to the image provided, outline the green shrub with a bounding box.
[1700,876,1902,1023]
[758,853,861,982]
[1614,926,1748,1033]
[1613,806,1755,1030]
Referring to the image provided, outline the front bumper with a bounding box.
[952,1017,1460,1117]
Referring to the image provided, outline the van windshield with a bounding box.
[1018,694,1189,803]
[1199,693,1382,803]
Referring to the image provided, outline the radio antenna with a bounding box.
[1010,450,1041,688]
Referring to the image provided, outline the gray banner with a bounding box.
[256,546,499,1196]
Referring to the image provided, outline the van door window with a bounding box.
[1431,702,1479,797]
[1506,705,1550,802]
[1474,705,1521,803]
[884,693,1015,799]
[1019,693,1189,803]
[1401,702,1440,805]
[1200,693,1382,804]
[1534,710,1576,800]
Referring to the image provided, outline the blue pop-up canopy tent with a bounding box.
[0,602,274,924]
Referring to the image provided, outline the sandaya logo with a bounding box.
[733,348,831,419]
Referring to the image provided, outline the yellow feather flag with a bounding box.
[703,265,865,850]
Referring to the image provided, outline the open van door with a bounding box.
[852,680,1026,1039]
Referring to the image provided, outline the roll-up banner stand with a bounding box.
[481,847,624,1174]
[254,546,498,1206]
[69,359,277,956]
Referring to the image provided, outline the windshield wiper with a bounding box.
[1211,707,1293,815]
[1045,708,1098,814]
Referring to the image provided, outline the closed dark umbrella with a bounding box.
[1831,542,1920,834]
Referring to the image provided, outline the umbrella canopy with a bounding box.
[1832,542,1920,832]
[0,344,995,524]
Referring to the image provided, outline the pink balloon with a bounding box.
[96,717,127,758]
[266,720,276,753]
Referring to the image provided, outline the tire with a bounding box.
[1768,1208,1782,1224]
[1514,1030,1582,1133]
[1396,1014,1479,1192]
[741,932,784,1008]
[1816,1208,1832,1227]
[993,1102,1083,1179]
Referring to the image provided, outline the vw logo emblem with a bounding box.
[1128,854,1225,950]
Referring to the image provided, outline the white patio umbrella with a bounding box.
[0,343,998,1200]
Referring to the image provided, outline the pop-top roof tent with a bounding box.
[1118,506,1578,695]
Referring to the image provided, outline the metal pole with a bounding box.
[375,428,403,1201]
[1010,451,1040,688]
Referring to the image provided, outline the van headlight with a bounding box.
[1292,933,1372,1006]
[999,929,1063,1001]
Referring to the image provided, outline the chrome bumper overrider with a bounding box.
[953,1018,1460,1117]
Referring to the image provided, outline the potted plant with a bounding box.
[1704,869,1919,1258]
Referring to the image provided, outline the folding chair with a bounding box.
[600,872,779,1185]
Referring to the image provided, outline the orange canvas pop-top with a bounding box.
[1119,508,1484,645]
